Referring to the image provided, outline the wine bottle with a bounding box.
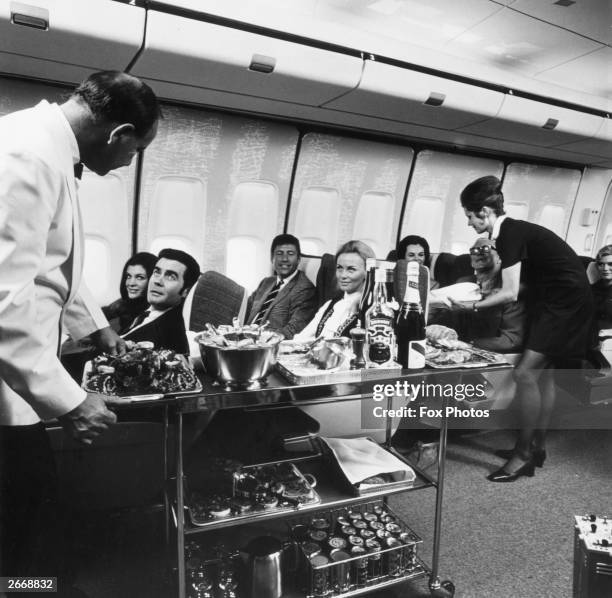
[365,267,396,367]
[357,258,377,328]
[396,261,426,369]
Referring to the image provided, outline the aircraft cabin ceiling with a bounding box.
[0,0,610,165]
[161,0,612,109]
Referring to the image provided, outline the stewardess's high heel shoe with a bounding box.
[487,460,535,482]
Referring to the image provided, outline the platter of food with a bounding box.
[82,340,202,399]
[424,325,508,369]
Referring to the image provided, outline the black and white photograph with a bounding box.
[0,1,611,597]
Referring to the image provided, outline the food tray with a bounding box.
[287,499,426,597]
[276,355,401,385]
[82,354,202,399]
[187,461,321,528]
[425,345,509,369]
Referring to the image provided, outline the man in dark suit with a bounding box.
[246,234,316,339]
[122,248,200,354]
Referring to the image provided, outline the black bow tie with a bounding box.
[73,162,83,180]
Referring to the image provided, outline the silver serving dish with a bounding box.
[196,329,284,389]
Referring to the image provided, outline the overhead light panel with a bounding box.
[553,0,576,7]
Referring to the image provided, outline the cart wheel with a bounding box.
[430,579,455,598]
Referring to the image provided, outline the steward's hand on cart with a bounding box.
[57,392,117,445]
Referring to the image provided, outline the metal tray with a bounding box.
[187,461,321,528]
[276,355,401,385]
[82,354,202,400]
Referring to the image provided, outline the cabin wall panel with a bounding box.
[399,151,504,255]
[139,104,298,289]
[502,163,581,241]
[565,168,611,257]
[286,133,413,259]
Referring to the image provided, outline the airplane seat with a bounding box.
[584,258,600,284]
[315,253,338,307]
[184,270,248,332]
[386,249,398,261]
[431,252,473,287]
[299,253,322,287]
[47,421,172,511]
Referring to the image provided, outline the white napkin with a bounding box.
[430,282,481,307]
[322,437,415,485]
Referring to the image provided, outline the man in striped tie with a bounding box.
[245,234,317,339]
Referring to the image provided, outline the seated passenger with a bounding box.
[245,234,316,339]
[396,234,439,289]
[122,248,200,354]
[102,252,157,333]
[448,238,526,353]
[294,240,376,341]
[592,244,612,331]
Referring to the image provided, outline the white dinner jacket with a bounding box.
[0,100,108,425]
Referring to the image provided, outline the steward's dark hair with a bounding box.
[460,175,505,216]
[119,252,157,301]
[270,234,301,257]
[72,71,161,137]
[157,248,201,292]
[396,235,431,267]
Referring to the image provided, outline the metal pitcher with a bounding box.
[240,535,289,598]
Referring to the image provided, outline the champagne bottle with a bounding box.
[357,258,377,328]
[396,261,426,369]
[365,268,396,367]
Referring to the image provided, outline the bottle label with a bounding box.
[367,318,395,365]
[408,339,426,369]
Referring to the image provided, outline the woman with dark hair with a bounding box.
[103,252,158,333]
[294,240,376,340]
[592,244,612,331]
[397,234,431,267]
[452,175,593,482]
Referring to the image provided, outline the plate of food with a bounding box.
[82,341,202,398]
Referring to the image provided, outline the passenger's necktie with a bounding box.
[74,162,83,180]
[128,310,150,331]
[253,281,282,325]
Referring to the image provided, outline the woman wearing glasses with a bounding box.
[592,245,612,331]
[452,175,593,482]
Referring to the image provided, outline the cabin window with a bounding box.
[146,175,206,259]
[504,163,580,238]
[292,185,340,256]
[226,181,279,290]
[537,205,566,237]
[402,196,445,254]
[400,150,503,255]
[79,171,133,305]
[504,202,529,220]
[83,237,111,301]
[287,133,412,257]
[353,191,395,259]
[226,237,264,293]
